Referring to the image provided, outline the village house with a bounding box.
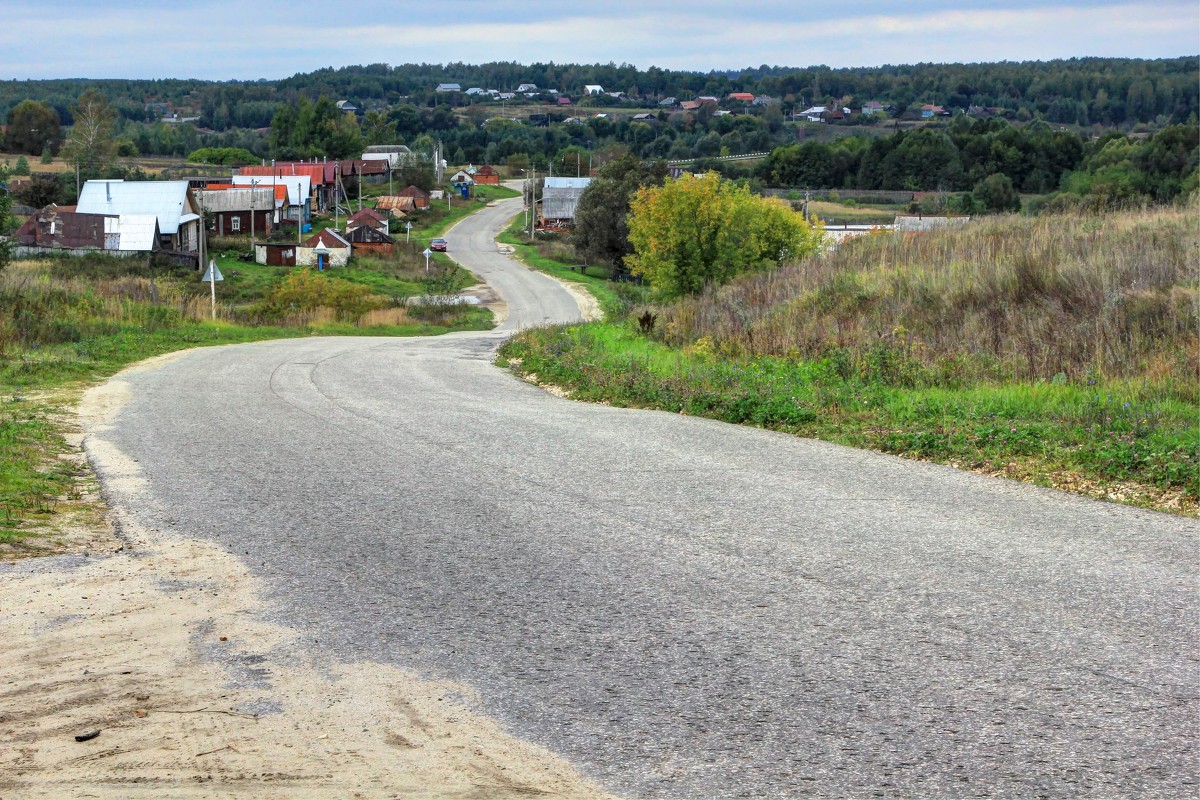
[436,83,462,93]
[76,180,201,255]
[13,204,161,257]
[237,163,329,210]
[376,195,420,215]
[539,177,591,225]
[344,207,389,236]
[362,144,415,170]
[583,84,604,95]
[473,164,500,185]
[728,92,755,103]
[230,175,312,224]
[194,186,277,236]
[398,185,431,209]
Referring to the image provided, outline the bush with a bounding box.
[254,268,384,321]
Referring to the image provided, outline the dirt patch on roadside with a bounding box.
[556,280,602,322]
[0,365,613,799]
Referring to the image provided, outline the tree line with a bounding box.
[2,56,1196,134]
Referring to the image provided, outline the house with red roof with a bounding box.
[473,164,500,185]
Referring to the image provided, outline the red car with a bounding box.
[430,237,448,252]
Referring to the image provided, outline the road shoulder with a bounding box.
[0,362,612,800]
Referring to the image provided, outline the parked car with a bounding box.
[430,237,448,252]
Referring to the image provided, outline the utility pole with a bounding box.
[250,179,257,255]
[528,165,536,241]
[357,162,362,212]
[334,163,340,231]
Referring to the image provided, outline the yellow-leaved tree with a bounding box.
[625,172,823,297]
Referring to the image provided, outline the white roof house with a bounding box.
[540,177,592,222]
[584,84,604,95]
[231,175,311,208]
[195,187,276,213]
[77,180,197,235]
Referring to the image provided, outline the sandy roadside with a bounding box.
[0,357,614,800]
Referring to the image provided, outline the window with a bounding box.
[231,216,241,232]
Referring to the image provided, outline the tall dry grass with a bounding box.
[654,208,1199,384]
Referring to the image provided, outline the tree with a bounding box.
[14,174,65,209]
[4,100,61,156]
[972,173,1021,213]
[572,154,669,274]
[0,185,14,272]
[362,110,397,146]
[626,172,824,297]
[62,90,116,171]
[12,156,30,176]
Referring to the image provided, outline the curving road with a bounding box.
[95,196,1198,799]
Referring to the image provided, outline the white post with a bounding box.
[422,247,432,274]
[209,259,217,321]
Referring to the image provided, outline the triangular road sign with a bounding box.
[200,260,224,282]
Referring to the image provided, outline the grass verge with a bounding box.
[497,205,1200,520]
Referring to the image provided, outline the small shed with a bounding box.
[375,195,419,215]
[398,185,431,208]
[255,243,298,266]
[346,224,396,256]
[298,229,351,268]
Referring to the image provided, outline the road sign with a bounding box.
[422,247,433,274]
[405,221,413,242]
[202,259,223,321]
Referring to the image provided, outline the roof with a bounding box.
[195,187,276,213]
[894,214,970,232]
[76,180,194,235]
[475,164,499,176]
[375,195,418,212]
[543,177,592,190]
[207,183,289,203]
[115,214,160,251]
[728,93,755,101]
[346,225,396,244]
[398,185,430,199]
[14,204,110,248]
[365,145,413,154]
[238,163,328,185]
[231,175,311,206]
[346,207,388,226]
[302,229,351,249]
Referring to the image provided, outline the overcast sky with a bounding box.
[2,0,1196,80]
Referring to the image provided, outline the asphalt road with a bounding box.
[97,197,1199,799]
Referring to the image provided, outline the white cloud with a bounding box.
[0,1,1194,79]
